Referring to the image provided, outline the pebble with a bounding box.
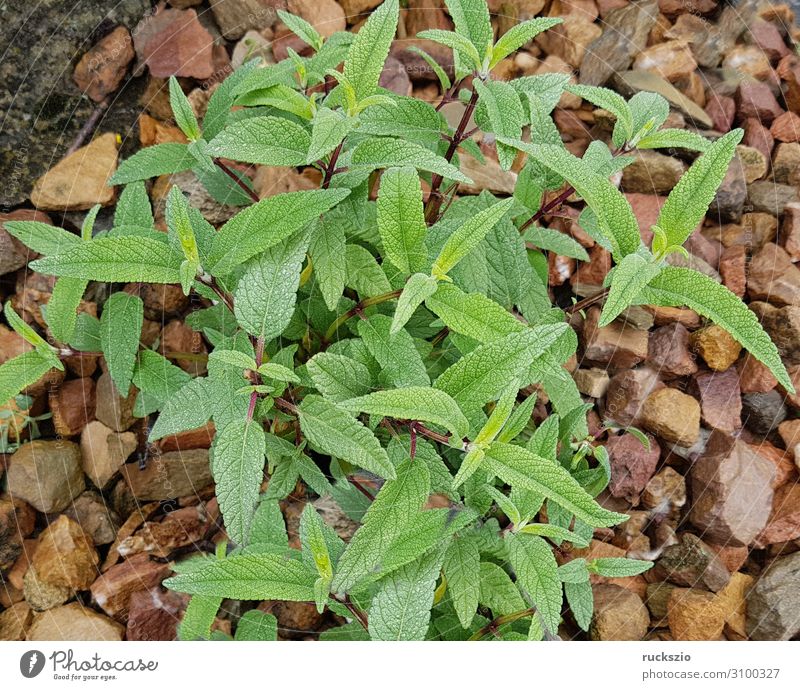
[122,449,212,500]
[0,602,33,641]
[633,40,698,83]
[50,377,96,437]
[288,0,345,38]
[604,367,664,427]
[94,371,138,432]
[746,552,800,640]
[126,587,188,641]
[690,430,776,546]
[736,81,783,125]
[741,390,787,435]
[582,306,649,370]
[621,150,686,195]
[91,553,172,621]
[32,515,98,591]
[690,324,741,372]
[640,387,701,447]
[735,145,767,183]
[668,588,725,640]
[693,369,742,434]
[647,323,698,378]
[606,431,661,504]
[709,155,746,223]
[747,243,800,306]
[590,584,650,641]
[80,420,138,489]
[655,532,731,592]
[61,491,120,545]
[771,143,800,186]
[573,367,610,398]
[27,602,124,641]
[6,440,85,513]
[747,181,799,216]
[756,483,800,546]
[770,111,800,143]
[135,6,215,77]
[743,118,775,163]
[73,26,135,102]
[23,567,71,611]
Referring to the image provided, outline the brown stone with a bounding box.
[694,369,742,434]
[159,320,207,375]
[340,0,383,19]
[50,377,96,437]
[158,421,215,453]
[260,600,325,638]
[80,420,137,490]
[747,20,790,62]
[582,306,649,370]
[690,324,742,372]
[0,498,32,571]
[0,601,33,640]
[33,516,98,590]
[778,53,800,114]
[91,553,172,621]
[706,543,749,573]
[138,113,187,147]
[126,587,187,641]
[736,145,767,183]
[23,567,71,611]
[647,323,697,379]
[742,118,774,162]
[605,367,664,427]
[655,532,731,592]
[705,94,735,132]
[749,301,800,364]
[748,243,800,306]
[30,133,117,211]
[756,483,800,546]
[640,387,701,447]
[590,584,650,641]
[27,602,124,641]
[606,431,661,504]
[646,581,676,626]
[6,440,84,513]
[724,46,775,81]
[772,144,800,187]
[288,0,345,38]
[73,26,135,102]
[736,81,783,125]
[690,430,776,546]
[121,449,213,501]
[668,588,725,640]
[719,244,746,297]
[750,441,795,490]
[94,371,138,432]
[0,210,46,275]
[633,40,697,83]
[61,491,120,546]
[717,571,753,638]
[783,203,800,262]
[621,150,686,195]
[572,244,611,290]
[116,504,208,559]
[572,367,610,398]
[646,305,701,329]
[771,111,800,143]
[135,7,215,77]
[125,282,189,320]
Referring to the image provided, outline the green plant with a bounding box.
[0,394,50,453]
[0,0,792,640]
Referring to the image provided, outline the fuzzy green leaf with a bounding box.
[277,9,323,50]
[168,77,201,140]
[45,278,87,344]
[0,350,56,406]
[426,283,524,343]
[114,181,154,229]
[507,533,562,634]
[309,219,347,310]
[148,377,212,442]
[351,138,471,184]
[343,0,399,103]
[306,352,372,403]
[178,595,221,640]
[100,292,144,396]
[523,226,589,261]
[443,537,480,628]
[445,0,492,60]
[298,395,396,479]
[358,315,430,388]
[636,266,793,392]
[589,557,653,577]
[564,580,593,631]
[206,116,311,166]
[567,84,632,144]
[377,166,428,274]
[599,252,662,327]
[474,81,524,171]
[636,128,710,153]
[110,143,196,184]
[307,108,355,164]
[490,17,562,68]
[416,29,482,73]
[235,610,278,641]
[392,272,438,334]
[3,221,80,255]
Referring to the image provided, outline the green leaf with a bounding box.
[376,166,428,274]
[202,60,260,140]
[351,138,471,184]
[309,219,347,310]
[31,237,183,283]
[164,552,317,601]
[520,523,589,547]
[114,181,154,229]
[168,76,201,140]
[277,9,323,50]
[110,143,196,184]
[100,292,144,396]
[496,139,641,260]
[3,220,80,255]
[474,80,524,171]
[567,84,632,144]
[416,29,482,73]
[407,46,451,90]
[307,352,372,402]
[599,252,662,327]
[474,380,518,445]
[490,17,562,68]
[358,315,430,388]
[206,116,311,166]
[45,277,87,344]
[628,91,670,144]
[443,537,480,628]
[589,557,653,577]
[445,0,492,62]
[369,545,445,641]
[257,362,299,384]
[483,442,627,528]
[654,129,743,252]
[636,266,793,393]
[233,229,309,340]
[426,283,524,343]
[452,446,484,490]
[209,349,257,371]
[332,459,429,593]
[523,226,589,261]
[0,350,56,406]
[434,325,568,416]
[300,504,334,582]
[340,386,470,440]
[432,197,515,277]
[235,610,278,641]
[479,561,526,616]
[564,580,593,631]
[344,244,392,298]
[165,185,200,268]
[209,189,349,275]
[148,377,211,442]
[178,595,221,640]
[298,395,396,479]
[343,0,399,104]
[211,419,266,546]
[250,497,289,549]
[307,108,354,164]
[391,273,438,334]
[131,349,191,409]
[636,128,710,153]
[497,392,537,443]
[507,533,562,634]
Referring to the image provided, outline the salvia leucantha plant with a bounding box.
[1,0,793,641]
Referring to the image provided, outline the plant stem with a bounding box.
[518,185,576,234]
[425,85,480,224]
[322,142,344,189]
[247,336,265,421]
[324,289,403,342]
[333,593,369,631]
[468,607,537,640]
[565,287,610,315]
[214,158,260,204]
[274,396,299,416]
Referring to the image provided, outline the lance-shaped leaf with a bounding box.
[490,17,562,68]
[110,143,196,184]
[483,442,628,528]
[474,81,524,171]
[507,533,562,634]
[350,138,471,184]
[358,315,430,388]
[100,292,144,396]
[391,272,438,334]
[0,350,57,406]
[589,557,653,577]
[564,579,593,631]
[443,537,480,628]
[479,561,526,616]
[598,252,662,327]
[445,0,492,59]
[431,197,515,278]
[168,76,201,140]
[277,9,323,50]
[208,188,349,274]
[566,84,632,145]
[523,226,589,261]
[636,128,710,153]
[416,29,482,73]
[165,185,199,266]
[179,595,222,641]
[206,116,311,166]
[343,0,399,103]
[298,395,396,479]
[434,324,569,415]
[332,459,429,593]
[212,419,267,546]
[496,138,640,260]
[636,266,793,392]
[31,237,183,283]
[340,386,470,441]
[3,220,80,255]
[235,610,278,641]
[114,181,154,229]
[306,352,372,403]
[148,376,212,442]
[45,277,87,344]
[377,166,428,274]
[233,229,309,341]
[653,129,743,252]
[202,59,260,140]
[309,218,347,311]
[164,552,317,601]
[307,108,355,164]
[369,545,445,641]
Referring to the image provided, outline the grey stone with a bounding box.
[747,552,800,640]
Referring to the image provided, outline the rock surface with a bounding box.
[747,552,800,640]
[27,602,124,641]
[590,583,650,640]
[6,441,85,513]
